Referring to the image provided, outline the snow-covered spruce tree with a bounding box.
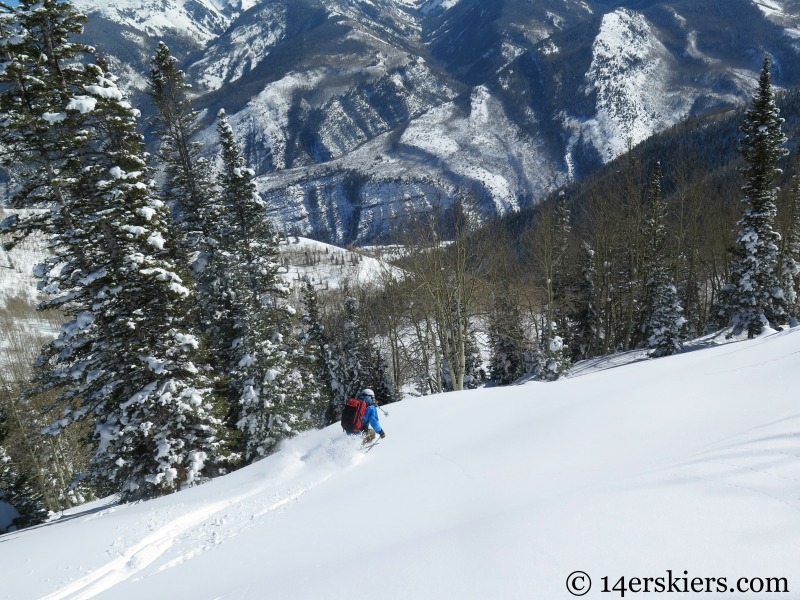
[569,241,600,362]
[722,56,790,338]
[47,67,224,500]
[329,296,398,416]
[299,278,336,426]
[147,41,213,248]
[639,163,685,357]
[487,293,527,385]
[531,332,570,382]
[147,42,222,384]
[212,110,318,462]
[778,173,800,321]
[327,297,361,418]
[461,329,485,389]
[1,3,224,499]
[0,0,94,240]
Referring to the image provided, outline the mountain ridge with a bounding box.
[67,0,800,243]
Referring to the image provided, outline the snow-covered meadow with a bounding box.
[1,323,799,599]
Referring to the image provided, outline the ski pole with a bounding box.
[377,405,389,417]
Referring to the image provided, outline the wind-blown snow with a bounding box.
[2,324,800,599]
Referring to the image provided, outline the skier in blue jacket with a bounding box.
[358,388,386,443]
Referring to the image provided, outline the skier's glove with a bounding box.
[379,430,386,439]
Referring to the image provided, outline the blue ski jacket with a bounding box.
[361,399,383,434]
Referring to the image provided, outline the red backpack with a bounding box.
[341,397,367,434]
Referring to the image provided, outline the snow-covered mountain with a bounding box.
[68,0,800,243]
[2,323,799,599]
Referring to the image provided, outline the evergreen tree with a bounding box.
[300,278,336,425]
[542,192,572,379]
[640,163,685,357]
[461,329,486,389]
[211,110,316,462]
[570,241,600,362]
[778,174,800,321]
[0,451,48,530]
[54,68,223,499]
[1,2,223,499]
[329,296,398,416]
[0,0,93,242]
[328,297,363,417]
[487,293,527,385]
[0,442,20,534]
[535,332,570,381]
[147,41,213,246]
[723,57,790,337]
[645,283,685,357]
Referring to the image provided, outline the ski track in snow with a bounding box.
[39,497,238,600]
[38,489,313,600]
[38,435,358,600]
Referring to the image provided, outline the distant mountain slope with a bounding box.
[51,0,800,242]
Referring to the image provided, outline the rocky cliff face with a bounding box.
[71,0,800,243]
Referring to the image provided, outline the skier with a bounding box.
[356,388,386,443]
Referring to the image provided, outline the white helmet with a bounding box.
[359,388,375,401]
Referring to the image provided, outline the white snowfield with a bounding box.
[2,328,800,599]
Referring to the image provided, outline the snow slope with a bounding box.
[2,328,800,599]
